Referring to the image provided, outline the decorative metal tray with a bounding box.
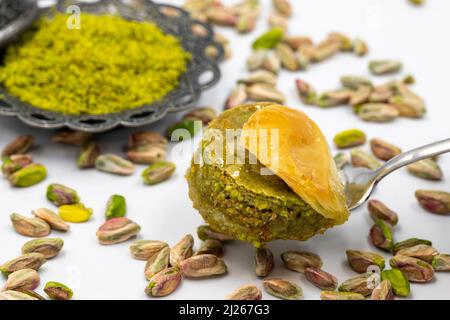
[0,0,223,132]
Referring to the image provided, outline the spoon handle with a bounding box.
[374,138,450,182]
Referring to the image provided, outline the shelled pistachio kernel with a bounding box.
[369,60,402,75]
[145,267,182,297]
[333,129,366,149]
[22,238,64,259]
[8,164,47,187]
[415,190,450,214]
[1,154,33,177]
[10,213,51,238]
[130,240,168,260]
[370,219,394,252]
[58,203,92,223]
[52,130,92,146]
[32,208,70,231]
[263,278,302,300]
[338,273,375,296]
[0,290,38,300]
[368,199,399,226]
[179,254,227,278]
[95,154,135,176]
[281,251,322,273]
[197,225,234,242]
[395,244,438,263]
[320,291,365,300]
[432,254,450,271]
[346,250,385,273]
[105,194,127,219]
[407,159,442,181]
[183,107,217,125]
[44,282,73,300]
[170,234,194,267]
[225,285,262,300]
[145,247,170,281]
[141,161,176,185]
[393,238,432,255]
[371,280,394,300]
[389,256,434,283]
[46,183,80,206]
[255,247,274,277]
[197,239,224,257]
[1,135,34,157]
[351,149,381,170]
[0,253,46,276]
[381,269,410,297]
[77,141,100,169]
[334,152,350,170]
[97,217,141,245]
[2,269,40,292]
[370,138,402,161]
[304,267,338,291]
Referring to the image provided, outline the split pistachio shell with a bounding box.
[381,269,410,297]
[141,161,176,185]
[304,267,338,290]
[368,200,399,226]
[255,247,274,277]
[333,129,366,149]
[371,280,394,300]
[8,164,47,187]
[130,240,169,261]
[415,190,450,214]
[320,291,365,300]
[179,254,227,278]
[95,154,135,176]
[2,135,34,157]
[0,253,46,276]
[407,159,442,181]
[10,213,51,238]
[44,281,73,300]
[346,250,385,273]
[370,138,402,161]
[46,183,80,206]
[2,269,40,292]
[145,247,170,281]
[197,225,234,242]
[393,238,432,255]
[281,251,322,273]
[225,285,262,300]
[58,203,92,223]
[263,278,302,300]
[77,141,100,169]
[97,217,141,245]
[32,208,70,231]
[170,234,194,266]
[145,267,182,297]
[22,238,64,259]
[389,256,434,283]
[105,195,127,219]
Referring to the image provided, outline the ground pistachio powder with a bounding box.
[0,13,191,115]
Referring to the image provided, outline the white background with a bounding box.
[0,0,449,300]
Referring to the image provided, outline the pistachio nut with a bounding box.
[333,129,366,149]
[328,32,353,51]
[1,154,33,177]
[297,45,314,69]
[128,131,167,149]
[183,107,217,126]
[304,267,338,291]
[334,152,350,171]
[247,49,268,71]
[97,217,141,245]
[105,195,127,220]
[369,60,402,75]
[179,254,227,278]
[77,141,100,169]
[395,244,438,263]
[236,11,257,33]
[346,250,385,273]
[46,183,80,206]
[389,256,434,283]
[320,291,365,300]
[205,7,237,26]
[276,43,299,71]
[370,138,402,161]
[341,76,372,89]
[225,285,262,300]
[170,234,194,266]
[409,0,424,5]
[338,273,376,296]
[268,12,288,31]
[58,203,92,223]
[252,27,284,50]
[389,91,426,118]
[350,85,372,106]
[166,119,201,141]
[22,238,64,259]
[10,213,51,238]
[393,238,433,255]
[197,239,224,257]
[311,38,340,62]
[432,254,450,271]
[225,84,248,110]
[357,103,399,122]
[2,269,40,292]
[145,267,182,297]
[369,220,394,252]
[403,74,416,84]
[368,199,399,226]
[282,35,313,50]
[316,89,352,107]
[141,161,176,185]
[44,281,73,300]
[371,280,394,300]
[380,269,410,297]
[263,278,302,300]
[2,135,34,157]
[254,247,274,277]
[130,240,169,261]
[295,79,317,105]
[369,85,394,103]
[239,70,277,86]
[246,84,285,103]
[0,253,46,276]
[352,38,369,56]
[407,159,442,181]
[0,290,38,300]
[8,163,47,187]
[281,251,322,273]
[127,143,166,165]
[415,190,450,214]
[15,289,46,300]
[95,154,135,176]
[52,130,92,146]
[273,0,292,17]
[351,149,381,170]
[145,247,170,281]
[197,225,234,242]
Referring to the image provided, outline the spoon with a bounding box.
[342,138,450,210]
